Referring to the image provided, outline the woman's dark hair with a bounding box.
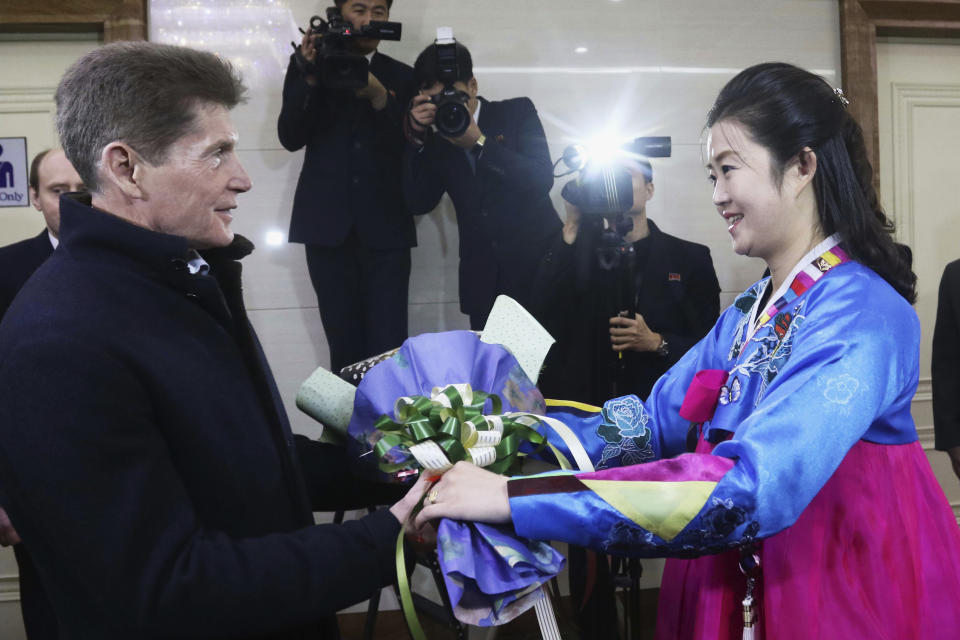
[706,62,916,303]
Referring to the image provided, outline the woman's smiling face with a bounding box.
[706,120,807,263]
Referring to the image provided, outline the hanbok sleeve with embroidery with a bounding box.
[511,266,920,556]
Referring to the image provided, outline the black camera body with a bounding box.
[430,36,472,137]
[560,137,672,216]
[307,7,402,90]
[429,87,471,138]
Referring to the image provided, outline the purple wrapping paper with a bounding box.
[348,330,564,626]
[347,330,546,474]
[437,520,565,626]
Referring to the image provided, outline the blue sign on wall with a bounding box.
[0,137,29,208]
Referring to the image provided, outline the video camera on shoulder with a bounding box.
[305,6,402,90]
[429,28,472,138]
[557,136,671,216]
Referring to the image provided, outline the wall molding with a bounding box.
[0,575,19,603]
[840,0,960,192]
[889,83,960,247]
[0,87,56,109]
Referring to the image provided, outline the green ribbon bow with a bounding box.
[372,383,546,476]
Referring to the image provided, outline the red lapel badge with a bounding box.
[668,272,682,282]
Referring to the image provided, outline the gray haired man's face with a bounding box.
[134,103,252,249]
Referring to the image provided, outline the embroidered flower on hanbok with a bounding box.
[700,497,746,537]
[596,396,655,469]
[729,283,764,360]
[822,373,860,405]
[604,520,658,554]
[730,300,807,404]
[603,498,762,555]
[672,498,760,555]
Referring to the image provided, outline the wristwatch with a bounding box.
[656,335,670,356]
[472,133,486,155]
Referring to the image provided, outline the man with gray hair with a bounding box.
[0,41,424,639]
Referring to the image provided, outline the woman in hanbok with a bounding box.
[414,62,960,639]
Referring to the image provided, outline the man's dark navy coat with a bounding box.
[0,228,59,640]
[0,195,400,639]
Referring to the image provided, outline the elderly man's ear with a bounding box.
[100,142,148,200]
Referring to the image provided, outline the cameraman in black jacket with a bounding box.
[278,0,416,374]
[534,151,721,406]
[403,40,561,330]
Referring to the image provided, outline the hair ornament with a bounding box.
[834,87,850,108]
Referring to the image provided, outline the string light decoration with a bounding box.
[150,0,300,88]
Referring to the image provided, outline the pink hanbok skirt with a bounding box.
[655,440,960,640]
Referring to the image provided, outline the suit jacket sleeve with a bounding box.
[368,60,416,160]
[0,337,401,637]
[277,53,329,151]
[658,244,721,369]
[477,97,554,196]
[295,435,406,509]
[530,234,575,314]
[933,260,960,451]
[402,139,449,215]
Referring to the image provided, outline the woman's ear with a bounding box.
[794,146,818,195]
[99,142,146,200]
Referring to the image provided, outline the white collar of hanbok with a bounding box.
[744,232,844,344]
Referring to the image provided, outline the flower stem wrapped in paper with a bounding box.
[296,297,588,635]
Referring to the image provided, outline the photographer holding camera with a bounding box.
[278,0,416,374]
[535,147,721,406]
[403,38,561,330]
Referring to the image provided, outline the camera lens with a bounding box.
[436,102,469,137]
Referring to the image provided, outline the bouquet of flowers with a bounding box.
[296,297,576,631]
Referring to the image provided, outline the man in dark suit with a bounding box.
[278,0,416,374]
[534,153,721,405]
[0,148,84,318]
[933,259,960,483]
[0,147,83,640]
[0,41,425,639]
[403,40,561,330]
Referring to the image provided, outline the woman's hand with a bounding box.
[414,461,511,529]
